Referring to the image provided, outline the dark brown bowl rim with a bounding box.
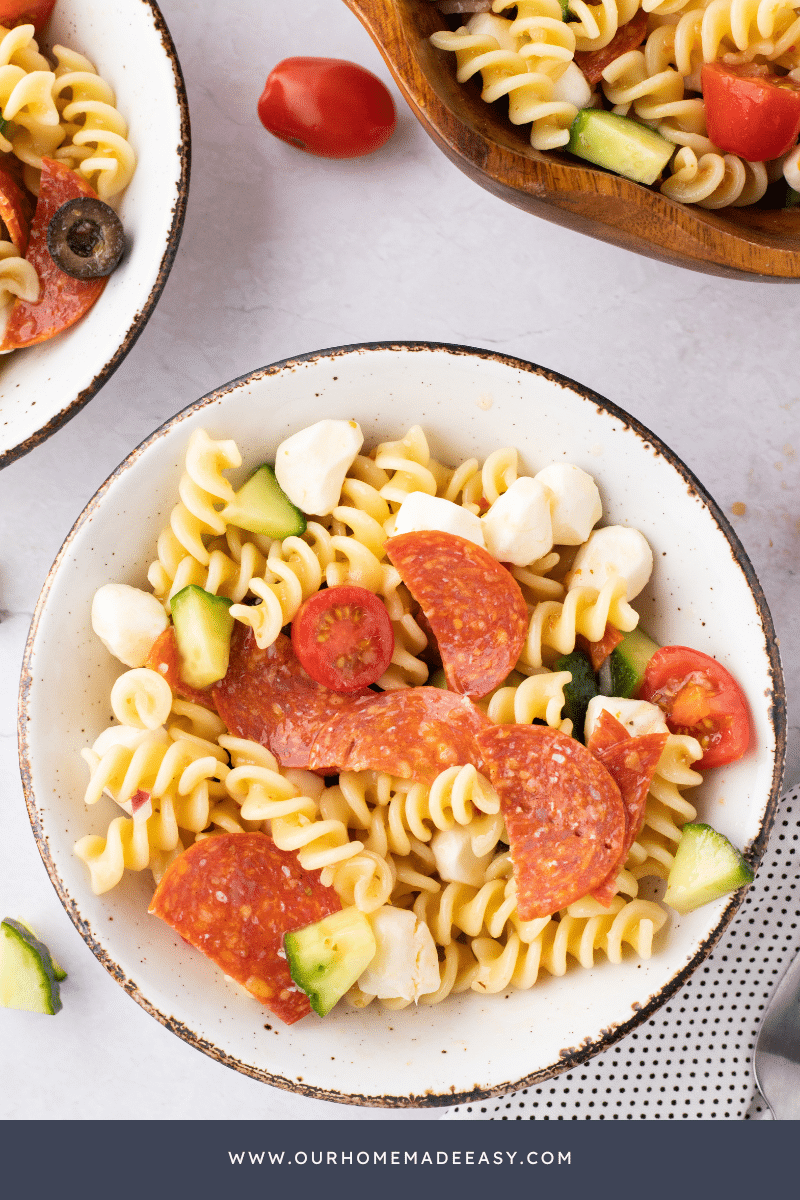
[18,340,787,1108]
[0,0,191,471]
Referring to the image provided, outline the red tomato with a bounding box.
[291,585,394,691]
[0,1,56,33]
[702,62,800,161]
[639,646,750,769]
[257,58,396,159]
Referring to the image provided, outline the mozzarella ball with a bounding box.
[534,463,602,545]
[358,907,440,1002]
[566,526,653,599]
[431,826,495,887]
[393,491,485,546]
[481,476,553,565]
[584,695,669,741]
[274,419,363,516]
[91,584,168,668]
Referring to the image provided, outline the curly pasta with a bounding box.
[628,733,703,879]
[0,241,39,308]
[50,45,136,200]
[485,669,573,732]
[521,574,639,669]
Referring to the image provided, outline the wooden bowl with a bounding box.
[345,0,800,280]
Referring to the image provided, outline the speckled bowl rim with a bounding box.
[0,0,191,471]
[18,341,787,1107]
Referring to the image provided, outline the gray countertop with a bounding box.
[0,0,796,1120]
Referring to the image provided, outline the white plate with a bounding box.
[18,343,786,1107]
[0,0,189,467]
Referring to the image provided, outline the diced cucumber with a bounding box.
[559,0,570,17]
[220,464,306,538]
[608,626,660,698]
[429,668,448,689]
[16,920,67,980]
[786,186,800,208]
[285,907,376,1017]
[0,918,63,1014]
[171,585,234,689]
[664,823,754,914]
[553,648,598,741]
[567,110,675,185]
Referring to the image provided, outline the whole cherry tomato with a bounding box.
[639,646,750,769]
[257,57,396,159]
[702,62,800,161]
[291,584,394,691]
[0,0,56,33]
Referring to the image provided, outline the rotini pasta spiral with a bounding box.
[628,733,703,878]
[521,574,638,669]
[485,669,573,732]
[0,241,39,308]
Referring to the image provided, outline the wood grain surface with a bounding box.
[344,0,800,280]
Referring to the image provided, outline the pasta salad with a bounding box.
[78,420,752,1024]
[0,2,136,354]
[427,0,800,209]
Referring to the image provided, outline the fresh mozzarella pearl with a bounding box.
[274,419,363,516]
[585,695,669,741]
[567,526,653,599]
[91,583,169,668]
[393,491,485,546]
[358,907,440,1002]
[534,463,602,545]
[481,476,553,565]
[551,62,593,109]
[431,826,495,887]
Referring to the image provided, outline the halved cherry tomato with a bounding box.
[702,62,800,162]
[291,585,394,691]
[0,1,56,33]
[257,58,396,159]
[639,646,750,769]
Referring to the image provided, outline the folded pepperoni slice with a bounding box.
[213,625,373,768]
[0,159,106,352]
[0,163,33,253]
[146,627,217,710]
[149,832,340,1024]
[385,531,528,699]
[309,686,492,785]
[477,724,625,919]
[587,709,668,904]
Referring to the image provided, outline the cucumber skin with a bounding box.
[285,908,376,1018]
[608,627,660,698]
[0,918,63,1015]
[664,823,754,914]
[171,585,234,689]
[567,110,674,185]
[223,464,306,538]
[553,649,598,742]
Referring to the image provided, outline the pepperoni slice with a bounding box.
[146,627,217,710]
[574,9,649,85]
[477,724,625,919]
[213,625,373,768]
[149,832,340,1024]
[587,709,668,903]
[0,159,106,352]
[308,686,492,785]
[385,531,528,699]
[0,164,33,253]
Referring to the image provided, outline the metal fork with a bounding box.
[753,943,800,1118]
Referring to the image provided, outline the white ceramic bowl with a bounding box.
[19,343,786,1107]
[0,0,189,468]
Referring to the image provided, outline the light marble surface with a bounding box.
[0,0,796,1121]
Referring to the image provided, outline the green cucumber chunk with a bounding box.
[786,186,800,208]
[220,464,306,538]
[567,110,675,185]
[664,823,754,914]
[608,626,660,698]
[0,918,63,1014]
[285,907,376,1017]
[553,648,598,741]
[559,0,571,17]
[429,668,448,689]
[171,585,234,689]
[16,920,67,980]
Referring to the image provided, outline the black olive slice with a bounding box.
[46,197,125,280]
